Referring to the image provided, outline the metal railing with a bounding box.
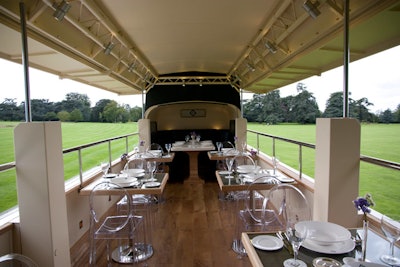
[0,133,138,180]
[247,129,400,178]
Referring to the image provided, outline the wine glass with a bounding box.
[284,222,308,267]
[380,215,400,266]
[100,162,110,177]
[165,143,172,155]
[147,161,157,182]
[225,157,234,178]
[216,142,222,154]
[272,156,279,175]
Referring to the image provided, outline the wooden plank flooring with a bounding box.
[71,181,252,267]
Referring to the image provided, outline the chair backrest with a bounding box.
[233,154,256,172]
[124,157,145,170]
[244,176,281,228]
[267,183,311,230]
[0,253,38,267]
[89,182,132,232]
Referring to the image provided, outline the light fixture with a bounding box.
[53,0,71,21]
[127,62,135,72]
[104,42,115,55]
[246,63,256,72]
[265,41,277,54]
[303,0,321,19]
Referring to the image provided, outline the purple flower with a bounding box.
[250,149,257,157]
[353,193,375,216]
[139,140,145,146]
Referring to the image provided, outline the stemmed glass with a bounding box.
[380,215,400,266]
[225,157,234,178]
[284,221,308,267]
[100,162,110,177]
[216,142,222,154]
[147,161,157,182]
[272,156,279,175]
[165,143,172,155]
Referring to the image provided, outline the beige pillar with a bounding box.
[313,118,360,228]
[235,118,247,151]
[14,122,71,266]
[138,119,151,152]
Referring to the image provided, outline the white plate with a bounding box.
[104,173,117,179]
[302,238,355,254]
[144,182,161,188]
[346,261,386,267]
[111,176,138,186]
[276,176,295,183]
[121,168,145,176]
[298,221,351,245]
[251,235,283,251]
[218,171,231,175]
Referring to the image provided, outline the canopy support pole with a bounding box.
[342,0,350,118]
[19,1,32,122]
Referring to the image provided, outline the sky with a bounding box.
[1,45,399,113]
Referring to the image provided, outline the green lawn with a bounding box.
[0,122,139,212]
[247,122,400,220]
[1,121,399,219]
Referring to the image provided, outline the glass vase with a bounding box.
[361,220,368,261]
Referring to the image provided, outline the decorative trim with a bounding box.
[180,109,206,118]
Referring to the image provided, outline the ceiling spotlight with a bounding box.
[303,0,321,19]
[246,63,256,72]
[104,42,115,55]
[128,62,136,72]
[265,41,277,54]
[53,0,71,21]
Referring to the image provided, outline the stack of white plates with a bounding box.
[298,221,355,254]
[111,176,138,187]
[237,165,261,174]
[174,141,185,146]
[121,168,145,177]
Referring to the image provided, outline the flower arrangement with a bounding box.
[249,148,258,158]
[139,140,145,146]
[120,153,129,161]
[353,193,375,220]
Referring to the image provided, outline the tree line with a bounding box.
[243,83,400,124]
[1,83,399,123]
[0,92,142,122]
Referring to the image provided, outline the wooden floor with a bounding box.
[71,180,252,267]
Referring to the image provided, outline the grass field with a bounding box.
[1,121,399,219]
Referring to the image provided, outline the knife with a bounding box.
[276,231,293,255]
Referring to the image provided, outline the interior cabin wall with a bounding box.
[147,102,238,131]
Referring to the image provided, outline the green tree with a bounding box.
[31,99,55,121]
[130,106,143,122]
[353,97,373,122]
[0,98,23,121]
[70,109,83,122]
[59,93,91,121]
[290,90,320,124]
[243,94,265,122]
[91,99,112,122]
[57,110,70,121]
[103,101,120,122]
[379,109,394,123]
[259,90,283,124]
[393,104,400,123]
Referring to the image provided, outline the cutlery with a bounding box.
[277,231,293,255]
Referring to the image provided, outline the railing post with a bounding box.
[299,145,303,180]
[78,149,83,189]
[108,141,112,165]
[125,136,129,153]
[272,137,276,157]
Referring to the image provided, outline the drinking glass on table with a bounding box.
[100,162,110,177]
[272,156,279,175]
[147,161,157,182]
[284,221,308,267]
[225,157,234,178]
[165,143,172,155]
[380,215,400,266]
[216,142,222,154]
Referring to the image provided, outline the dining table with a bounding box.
[241,227,400,267]
[171,140,215,184]
[79,172,169,263]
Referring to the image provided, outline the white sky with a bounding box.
[1,45,399,113]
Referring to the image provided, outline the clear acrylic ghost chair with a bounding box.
[89,181,144,266]
[234,176,281,256]
[0,253,38,267]
[117,194,156,263]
